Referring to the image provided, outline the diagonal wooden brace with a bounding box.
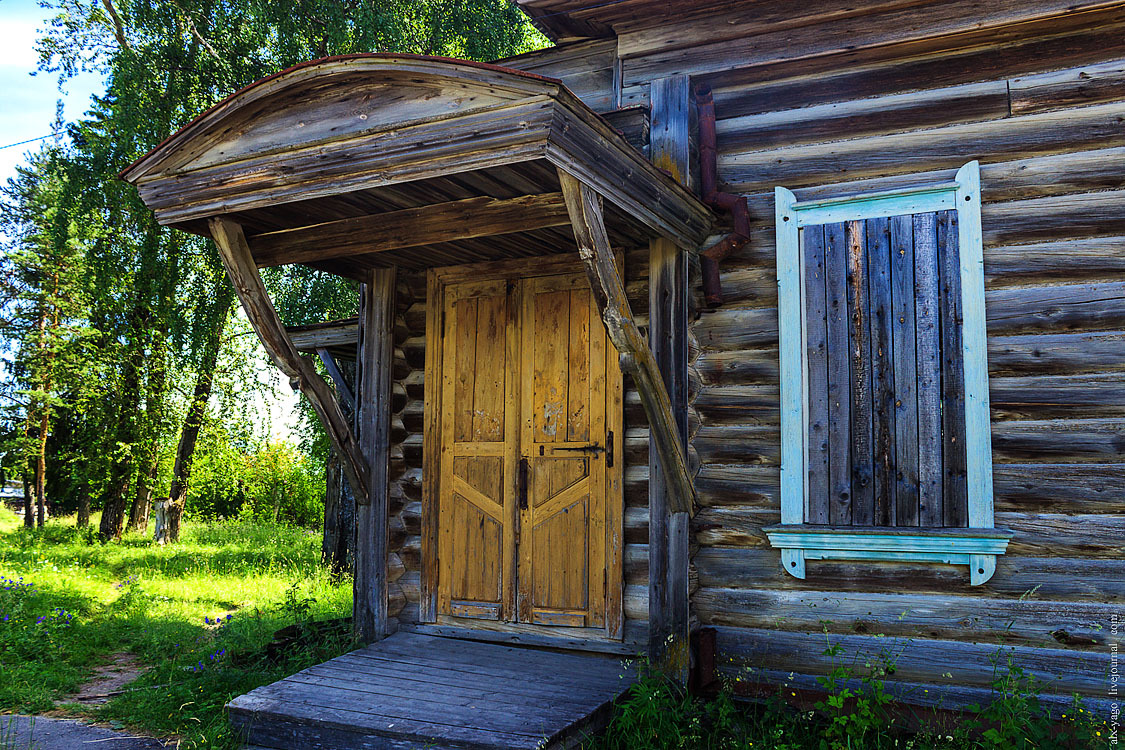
[558,171,697,515]
[208,216,371,504]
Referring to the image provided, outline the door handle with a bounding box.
[518,457,529,510]
[553,444,604,454]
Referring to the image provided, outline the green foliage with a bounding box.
[2,0,547,536]
[0,508,353,748]
[185,420,325,527]
[591,643,1110,750]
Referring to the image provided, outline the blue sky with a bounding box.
[0,0,105,185]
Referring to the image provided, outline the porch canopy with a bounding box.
[123,54,712,639]
[122,54,711,275]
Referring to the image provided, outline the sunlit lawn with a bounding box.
[0,506,354,748]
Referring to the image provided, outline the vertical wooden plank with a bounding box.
[913,213,944,527]
[420,271,443,623]
[587,286,607,629]
[954,161,994,529]
[890,214,920,527]
[939,209,969,528]
[648,73,691,676]
[803,226,830,524]
[824,222,852,526]
[502,276,521,623]
[604,266,625,640]
[866,216,896,527]
[355,267,394,643]
[845,220,874,526]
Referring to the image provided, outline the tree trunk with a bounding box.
[22,470,33,529]
[154,285,233,544]
[35,420,47,527]
[76,482,90,527]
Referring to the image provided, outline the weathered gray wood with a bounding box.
[316,349,355,412]
[824,223,851,526]
[249,193,571,267]
[646,74,692,677]
[208,217,370,504]
[694,587,1121,647]
[991,418,1125,463]
[559,170,696,515]
[694,546,1125,600]
[227,632,634,750]
[937,211,967,527]
[355,268,395,643]
[804,225,830,524]
[913,214,943,526]
[866,217,896,526]
[845,221,874,525]
[890,213,919,526]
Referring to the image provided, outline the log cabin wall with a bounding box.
[510,0,1124,706]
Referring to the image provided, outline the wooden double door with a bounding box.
[431,262,624,636]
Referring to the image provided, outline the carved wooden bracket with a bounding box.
[208,216,372,504]
[558,171,697,516]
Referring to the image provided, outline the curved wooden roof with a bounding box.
[123,54,712,270]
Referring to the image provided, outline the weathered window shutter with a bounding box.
[766,162,1011,585]
[802,210,968,529]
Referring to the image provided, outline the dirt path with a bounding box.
[0,715,170,749]
[61,652,147,705]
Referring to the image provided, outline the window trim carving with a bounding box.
[767,161,1009,585]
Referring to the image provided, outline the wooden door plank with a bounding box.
[890,214,920,527]
[207,217,370,506]
[866,216,897,527]
[804,225,830,524]
[913,213,944,526]
[845,220,875,526]
[824,222,852,525]
[938,210,969,527]
[421,271,443,622]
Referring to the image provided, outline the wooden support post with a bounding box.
[648,75,692,678]
[208,217,370,504]
[316,348,355,412]
[558,171,696,516]
[354,268,395,643]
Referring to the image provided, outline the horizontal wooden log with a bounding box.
[697,330,1125,386]
[689,20,1125,120]
[693,547,1125,601]
[693,587,1119,647]
[989,374,1125,419]
[715,80,1010,153]
[981,190,1125,247]
[993,463,1125,513]
[720,99,1125,193]
[984,236,1125,286]
[249,193,570,267]
[1010,56,1125,114]
[691,461,1125,514]
[711,626,1110,694]
[986,330,1125,376]
[691,503,1125,557]
[621,0,1125,85]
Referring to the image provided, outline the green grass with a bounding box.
[0,507,355,748]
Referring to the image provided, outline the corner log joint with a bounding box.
[208,216,372,505]
[558,171,697,516]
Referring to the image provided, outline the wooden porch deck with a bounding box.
[229,631,636,750]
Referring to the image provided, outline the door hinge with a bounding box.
[606,430,614,468]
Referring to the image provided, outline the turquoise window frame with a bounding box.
[767,161,1009,586]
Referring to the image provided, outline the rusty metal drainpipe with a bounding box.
[695,82,751,308]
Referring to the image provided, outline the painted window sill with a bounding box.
[763,525,1013,585]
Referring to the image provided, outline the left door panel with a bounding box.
[437,278,517,620]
